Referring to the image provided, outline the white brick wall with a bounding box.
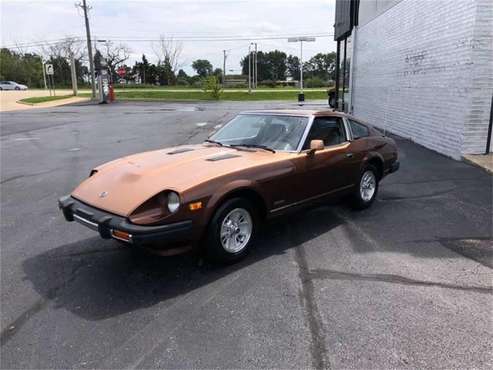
[351,0,493,159]
[462,0,493,154]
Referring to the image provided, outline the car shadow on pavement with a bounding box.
[22,204,344,321]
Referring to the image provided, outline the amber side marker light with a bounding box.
[111,229,132,242]
[189,201,203,211]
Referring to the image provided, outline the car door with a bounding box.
[346,118,371,180]
[296,116,359,200]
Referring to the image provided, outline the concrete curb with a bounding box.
[462,155,493,175]
[15,100,35,106]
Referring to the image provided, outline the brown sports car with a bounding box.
[59,109,399,262]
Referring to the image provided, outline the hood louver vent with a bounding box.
[166,148,194,155]
[206,153,241,161]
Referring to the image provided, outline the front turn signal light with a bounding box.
[111,229,132,242]
[189,201,203,211]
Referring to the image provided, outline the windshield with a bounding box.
[209,114,309,151]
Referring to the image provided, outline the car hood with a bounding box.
[71,144,293,216]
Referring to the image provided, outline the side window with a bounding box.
[303,117,346,149]
[349,119,369,139]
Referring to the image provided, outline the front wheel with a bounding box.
[205,198,257,264]
[351,165,379,209]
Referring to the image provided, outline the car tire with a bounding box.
[205,197,257,264]
[351,164,379,209]
[15,87,20,90]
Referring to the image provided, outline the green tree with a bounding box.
[93,50,103,72]
[240,50,287,81]
[177,69,188,79]
[213,68,222,80]
[266,50,287,81]
[132,54,150,84]
[286,55,300,80]
[140,54,149,83]
[202,75,222,99]
[157,57,176,85]
[147,64,160,85]
[0,48,45,88]
[192,59,213,77]
[46,55,72,87]
[305,52,336,81]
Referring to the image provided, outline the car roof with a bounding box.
[239,109,348,118]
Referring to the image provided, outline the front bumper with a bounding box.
[58,195,193,245]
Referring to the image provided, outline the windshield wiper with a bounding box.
[204,139,223,146]
[230,144,276,153]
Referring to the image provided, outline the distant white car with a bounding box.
[0,81,28,90]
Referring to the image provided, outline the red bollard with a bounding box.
[109,84,115,102]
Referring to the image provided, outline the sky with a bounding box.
[1,0,336,75]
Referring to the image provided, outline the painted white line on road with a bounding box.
[195,122,208,127]
[13,137,40,141]
[68,148,80,152]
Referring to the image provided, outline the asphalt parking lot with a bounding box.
[1,101,492,369]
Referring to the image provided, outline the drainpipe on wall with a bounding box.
[348,26,357,114]
[335,41,341,110]
[486,94,493,154]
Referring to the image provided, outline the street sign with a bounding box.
[288,37,316,42]
[45,64,54,75]
[286,37,316,103]
[117,67,126,78]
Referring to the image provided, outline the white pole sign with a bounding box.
[45,64,54,75]
[288,37,316,96]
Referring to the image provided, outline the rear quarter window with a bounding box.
[349,119,369,139]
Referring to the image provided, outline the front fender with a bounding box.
[202,179,266,226]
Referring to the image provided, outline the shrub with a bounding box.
[192,80,203,88]
[176,77,189,86]
[202,76,223,100]
[116,83,159,89]
[260,80,277,88]
[305,77,326,88]
[227,82,247,89]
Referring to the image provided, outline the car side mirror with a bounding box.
[307,140,324,154]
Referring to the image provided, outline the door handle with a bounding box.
[346,153,353,158]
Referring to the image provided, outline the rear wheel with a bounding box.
[351,165,379,209]
[205,198,257,263]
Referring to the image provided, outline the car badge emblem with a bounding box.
[99,191,108,198]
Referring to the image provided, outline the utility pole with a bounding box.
[253,43,257,89]
[77,0,96,99]
[70,53,78,96]
[222,50,227,85]
[248,44,252,93]
[300,40,303,94]
[40,57,47,90]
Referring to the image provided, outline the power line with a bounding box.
[91,34,333,42]
[1,33,333,49]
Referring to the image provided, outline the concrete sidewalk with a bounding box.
[464,154,493,174]
[0,90,90,112]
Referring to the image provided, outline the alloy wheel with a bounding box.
[220,208,253,253]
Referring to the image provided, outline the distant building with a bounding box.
[334,0,492,159]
